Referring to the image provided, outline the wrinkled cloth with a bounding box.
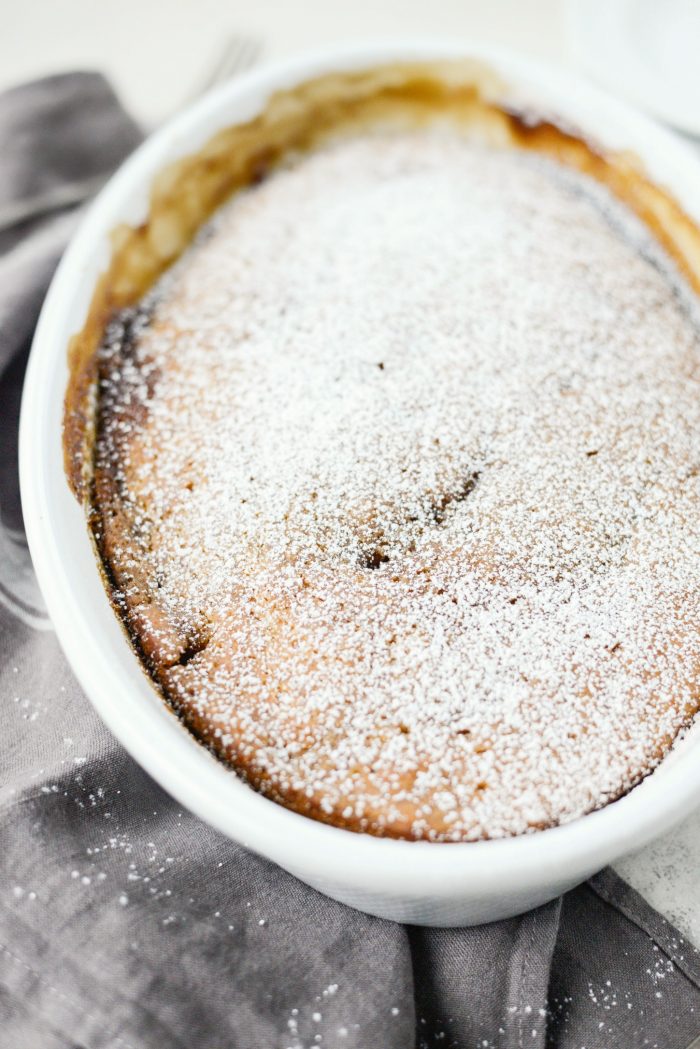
[1,72,699,1049]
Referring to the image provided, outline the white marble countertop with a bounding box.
[4,0,700,943]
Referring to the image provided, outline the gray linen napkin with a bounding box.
[1,72,699,1049]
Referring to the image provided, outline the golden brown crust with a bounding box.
[66,61,700,841]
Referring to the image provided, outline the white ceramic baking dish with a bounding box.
[19,41,700,926]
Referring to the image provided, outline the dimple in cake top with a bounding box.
[92,123,700,841]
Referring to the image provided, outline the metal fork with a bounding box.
[190,34,263,99]
[0,34,263,235]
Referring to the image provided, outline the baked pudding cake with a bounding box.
[64,62,700,841]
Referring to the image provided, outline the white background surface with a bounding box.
[3,0,566,125]
[4,0,700,941]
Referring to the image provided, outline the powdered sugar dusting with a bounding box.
[93,125,700,841]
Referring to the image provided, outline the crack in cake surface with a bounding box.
[359,470,481,570]
[92,125,700,841]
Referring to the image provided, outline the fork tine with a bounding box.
[199,35,262,95]
[216,36,262,81]
[203,41,241,90]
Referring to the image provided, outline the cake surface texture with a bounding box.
[89,116,700,842]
